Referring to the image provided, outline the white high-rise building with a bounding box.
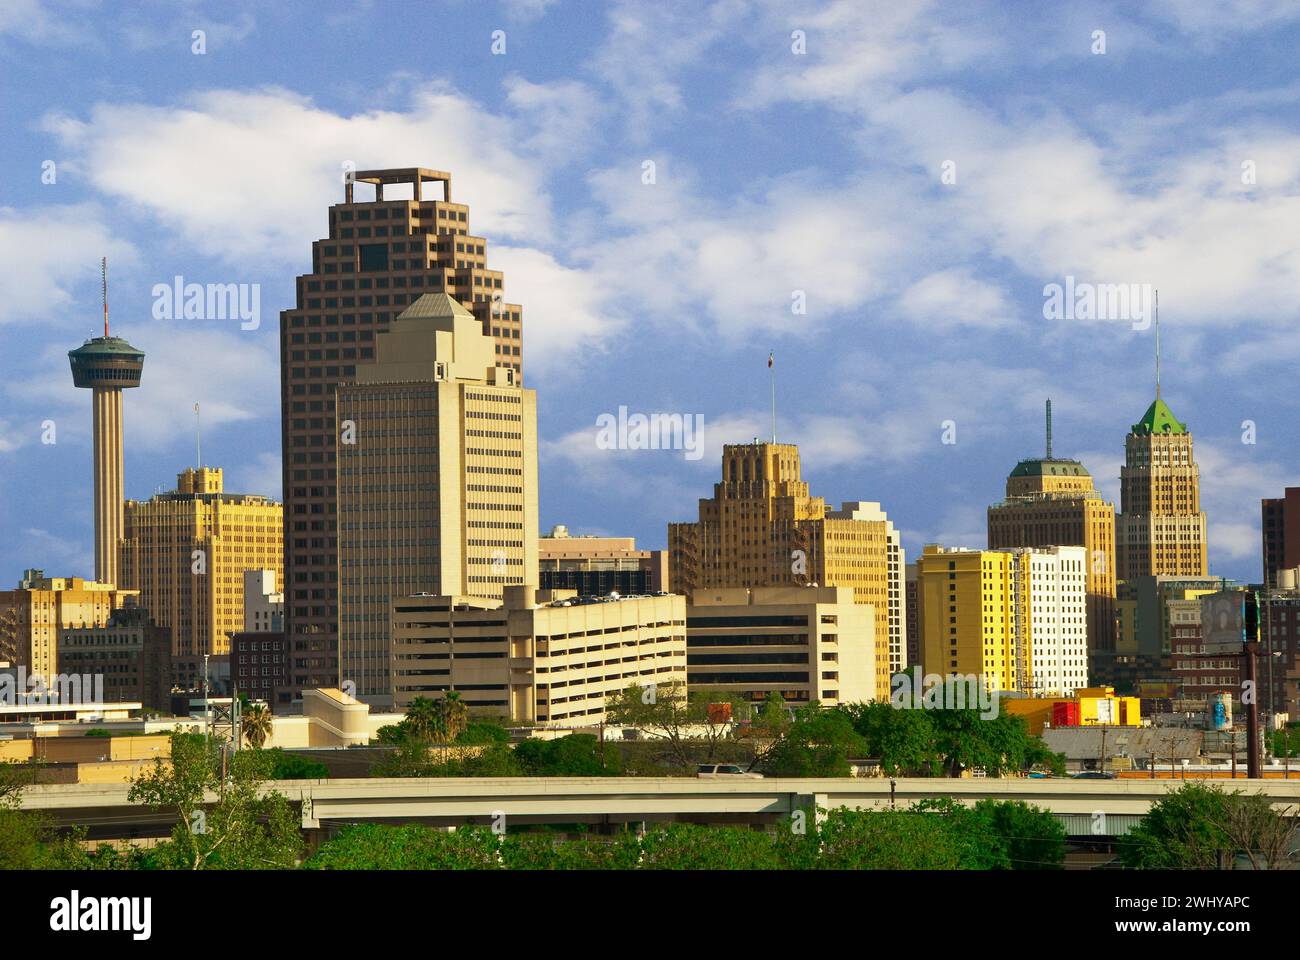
[1009,545,1089,696]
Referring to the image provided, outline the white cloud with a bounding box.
[43,86,558,265]
[898,268,1014,329]
[229,450,282,501]
[0,205,136,325]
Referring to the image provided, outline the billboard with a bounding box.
[1200,590,1251,653]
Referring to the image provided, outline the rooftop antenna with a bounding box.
[1154,289,1161,400]
[194,403,201,469]
[1045,398,1053,460]
[101,257,109,337]
[768,351,776,444]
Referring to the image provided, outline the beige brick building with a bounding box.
[391,587,686,725]
[685,586,874,707]
[0,570,136,681]
[120,467,283,689]
[337,292,538,706]
[669,442,901,701]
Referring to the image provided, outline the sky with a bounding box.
[3,0,1300,587]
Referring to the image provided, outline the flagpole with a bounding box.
[769,351,776,444]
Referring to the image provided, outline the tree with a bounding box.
[762,705,867,777]
[1214,792,1299,871]
[970,799,1066,870]
[1120,783,1236,869]
[438,692,470,744]
[128,732,302,869]
[241,703,273,749]
[307,823,502,870]
[841,702,939,776]
[638,823,784,870]
[266,749,329,780]
[402,697,443,743]
[514,734,622,776]
[605,681,743,771]
[816,807,968,869]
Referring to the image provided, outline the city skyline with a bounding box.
[6,1,1300,589]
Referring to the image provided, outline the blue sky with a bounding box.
[3,0,1300,586]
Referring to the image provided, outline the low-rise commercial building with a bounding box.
[392,586,686,725]
[684,586,874,707]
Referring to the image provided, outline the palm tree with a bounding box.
[440,691,469,744]
[404,696,442,743]
[241,702,273,749]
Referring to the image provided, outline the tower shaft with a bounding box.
[91,387,125,585]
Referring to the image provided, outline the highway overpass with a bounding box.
[20,776,1300,840]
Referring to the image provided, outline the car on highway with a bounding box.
[696,763,764,779]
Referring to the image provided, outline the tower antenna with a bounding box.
[101,257,109,337]
[1154,289,1161,400]
[195,402,202,469]
[1045,398,1053,460]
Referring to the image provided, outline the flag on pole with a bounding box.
[768,351,774,368]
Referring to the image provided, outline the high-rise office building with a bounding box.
[279,167,524,702]
[68,313,145,586]
[918,545,1089,696]
[0,570,137,681]
[669,442,901,700]
[1115,331,1207,580]
[1261,488,1300,588]
[120,467,283,690]
[988,400,1117,657]
[336,293,538,706]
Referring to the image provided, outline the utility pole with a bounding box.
[202,653,210,749]
[1244,590,1262,779]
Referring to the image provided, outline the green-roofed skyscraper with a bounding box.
[1116,300,1207,580]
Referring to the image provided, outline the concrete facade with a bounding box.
[391,587,686,725]
[685,585,874,706]
[337,293,539,706]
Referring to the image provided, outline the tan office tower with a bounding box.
[120,467,283,689]
[0,570,136,681]
[988,400,1117,656]
[669,442,898,701]
[280,168,524,701]
[68,325,145,586]
[1116,397,1207,580]
[337,292,538,706]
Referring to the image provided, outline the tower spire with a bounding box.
[1154,289,1161,400]
[101,256,109,338]
[1045,398,1053,460]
